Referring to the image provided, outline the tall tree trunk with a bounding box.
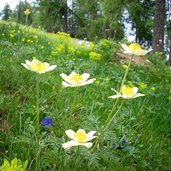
[63,2,68,33]
[152,0,165,52]
[169,29,171,65]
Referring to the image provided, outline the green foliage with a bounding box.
[2,3,12,21]
[0,21,171,170]
[127,0,154,45]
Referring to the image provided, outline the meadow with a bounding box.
[0,21,171,171]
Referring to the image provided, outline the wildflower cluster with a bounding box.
[0,158,28,171]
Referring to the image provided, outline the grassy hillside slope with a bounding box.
[0,21,171,171]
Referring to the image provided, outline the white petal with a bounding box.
[29,59,39,65]
[60,73,70,82]
[25,60,32,65]
[85,131,97,142]
[122,95,134,99]
[77,129,86,133]
[125,51,133,55]
[21,63,32,71]
[62,140,77,149]
[86,131,96,137]
[81,73,90,81]
[36,70,47,74]
[81,142,93,148]
[120,43,129,51]
[22,63,39,73]
[68,71,77,78]
[44,62,50,68]
[122,93,145,99]
[65,130,76,140]
[108,94,122,99]
[46,65,56,72]
[62,81,76,87]
[60,73,76,85]
[132,87,138,94]
[85,136,97,142]
[133,50,145,56]
[134,49,150,56]
[132,93,145,98]
[62,140,93,150]
[78,78,96,86]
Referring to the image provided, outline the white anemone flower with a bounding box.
[60,71,96,87]
[21,59,56,74]
[62,129,97,150]
[120,43,151,56]
[109,85,145,99]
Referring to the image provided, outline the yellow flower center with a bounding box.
[74,131,87,142]
[129,43,142,52]
[121,87,134,96]
[30,61,47,72]
[70,74,84,82]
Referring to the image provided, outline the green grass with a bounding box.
[0,21,171,171]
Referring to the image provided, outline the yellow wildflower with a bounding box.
[138,82,147,89]
[150,87,156,91]
[24,9,31,15]
[89,52,102,61]
[123,64,128,69]
[0,158,28,171]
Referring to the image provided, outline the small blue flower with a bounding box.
[120,138,126,145]
[41,117,53,127]
[113,138,127,150]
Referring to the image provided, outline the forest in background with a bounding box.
[0,0,171,63]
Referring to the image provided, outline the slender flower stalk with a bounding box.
[104,98,119,126]
[36,74,40,140]
[69,87,78,127]
[104,100,124,131]
[35,74,40,171]
[120,54,134,89]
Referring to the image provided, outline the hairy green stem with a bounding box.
[104,98,119,126]
[26,15,28,26]
[120,54,134,89]
[104,100,124,131]
[70,87,77,127]
[35,74,40,171]
[36,74,40,140]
